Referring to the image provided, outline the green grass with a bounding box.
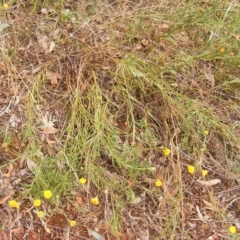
[1,0,240,239]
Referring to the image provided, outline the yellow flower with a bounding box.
[43,190,53,199]
[155,179,162,187]
[33,199,41,207]
[79,178,87,184]
[229,225,237,234]
[90,197,99,205]
[162,147,170,156]
[69,220,77,227]
[3,3,8,9]
[8,200,20,209]
[202,170,208,177]
[37,211,45,219]
[148,167,155,171]
[220,48,225,53]
[187,165,195,174]
[204,130,209,135]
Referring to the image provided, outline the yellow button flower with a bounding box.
[3,3,8,9]
[162,147,170,156]
[229,225,237,234]
[220,48,225,53]
[155,179,162,187]
[8,200,20,209]
[79,178,87,184]
[33,199,41,207]
[148,167,155,171]
[204,130,209,135]
[187,165,195,174]
[91,197,99,205]
[37,211,45,219]
[69,220,77,227]
[202,170,208,177]
[43,190,53,199]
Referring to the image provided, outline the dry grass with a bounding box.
[0,0,240,239]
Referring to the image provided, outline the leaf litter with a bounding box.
[0,0,240,239]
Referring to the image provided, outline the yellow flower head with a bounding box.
[220,48,225,53]
[43,190,53,199]
[79,178,87,184]
[162,147,170,157]
[148,167,155,171]
[155,179,162,187]
[187,165,195,174]
[202,170,208,177]
[204,130,209,135]
[69,220,77,227]
[90,197,99,205]
[33,199,41,207]
[3,3,8,9]
[37,211,45,219]
[8,200,20,209]
[229,225,237,234]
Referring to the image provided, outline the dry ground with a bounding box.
[1,0,240,239]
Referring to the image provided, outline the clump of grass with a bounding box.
[1,0,240,239]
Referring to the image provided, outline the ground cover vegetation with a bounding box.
[0,0,240,239]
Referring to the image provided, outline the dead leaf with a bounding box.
[0,190,15,204]
[43,224,51,234]
[4,164,13,178]
[141,39,149,46]
[41,8,48,14]
[26,158,37,171]
[37,126,59,134]
[19,168,28,176]
[131,196,141,204]
[157,23,169,31]
[202,199,214,209]
[46,139,56,146]
[38,35,48,51]
[91,230,102,240]
[196,205,207,223]
[205,72,215,88]
[142,177,155,184]
[75,192,84,205]
[9,114,21,128]
[46,71,61,85]
[56,160,64,172]
[197,179,221,186]
[48,42,56,53]
[234,34,240,41]
[191,80,200,88]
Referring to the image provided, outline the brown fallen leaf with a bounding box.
[234,34,240,41]
[157,23,169,31]
[36,126,59,134]
[48,42,56,53]
[26,158,37,171]
[141,39,149,46]
[46,71,61,85]
[196,205,207,223]
[4,164,13,178]
[75,192,84,205]
[43,224,51,234]
[0,190,15,204]
[197,179,221,186]
[202,199,215,209]
[205,72,215,88]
